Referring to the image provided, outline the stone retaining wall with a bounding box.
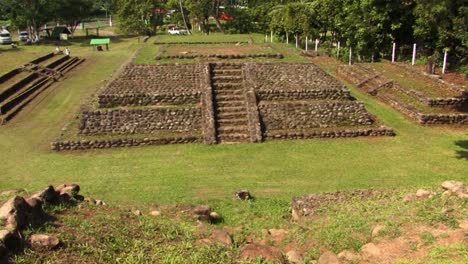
[98,64,205,107]
[79,107,202,135]
[51,136,202,151]
[265,127,395,140]
[98,93,201,108]
[154,41,250,45]
[256,89,351,101]
[379,93,468,125]
[259,101,374,130]
[393,84,466,108]
[156,53,283,60]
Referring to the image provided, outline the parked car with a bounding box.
[18,31,29,41]
[0,29,12,44]
[168,27,188,35]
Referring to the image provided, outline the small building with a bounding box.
[50,26,72,40]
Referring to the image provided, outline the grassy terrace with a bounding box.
[135,33,308,64]
[369,62,463,98]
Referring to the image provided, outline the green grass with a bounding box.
[8,187,467,263]
[134,33,308,64]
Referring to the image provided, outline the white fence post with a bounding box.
[315,39,319,52]
[271,31,273,43]
[412,43,417,66]
[392,42,396,63]
[337,41,340,57]
[295,34,298,48]
[305,36,308,51]
[442,50,448,74]
[349,47,352,65]
[286,33,289,44]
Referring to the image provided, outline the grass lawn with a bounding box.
[135,33,308,64]
[0,33,466,205]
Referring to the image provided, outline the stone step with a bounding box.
[217,125,249,134]
[214,89,244,96]
[217,118,248,126]
[216,106,247,113]
[217,112,247,120]
[212,76,243,82]
[212,83,243,89]
[212,69,242,75]
[212,64,243,70]
[216,100,246,107]
[217,133,250,143]
[215,94,245,101]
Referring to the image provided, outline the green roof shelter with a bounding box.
[51,26,72,40]
[90,38,111,51]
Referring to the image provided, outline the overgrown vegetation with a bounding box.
[4,186,467,263]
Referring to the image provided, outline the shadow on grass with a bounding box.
[454,140,468,161]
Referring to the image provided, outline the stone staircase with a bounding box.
[210,63,250,144]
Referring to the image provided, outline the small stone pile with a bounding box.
[0,184,82,257]
[291,189,377,220]
[403,180,467,202]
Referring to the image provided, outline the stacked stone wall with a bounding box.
[98,64,205,107]
[79,107,202,135]
[259,101,374,130]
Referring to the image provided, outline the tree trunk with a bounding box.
[212,0,224,33]
[179,0,191,35]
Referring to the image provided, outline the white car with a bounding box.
[0,30,12,44]
[168,27,188,35]
[18,31,29,41]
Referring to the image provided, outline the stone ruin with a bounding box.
[52,62,394,150]
[337,64,468,125]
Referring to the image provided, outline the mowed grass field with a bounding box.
[0,33,466,207]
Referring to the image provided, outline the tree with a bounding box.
[413,0,467,67]
[115,0,163,35]
[0,0,52,38]
[52,0,94,35]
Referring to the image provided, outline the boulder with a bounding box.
[361,242,381,258]
[193,205,211,222]
[193,205,211,216]
[95,200,106,206]
[240,243,285,263]
[84,197,97,204]
[268,229,288,243]
[209,212,220,221]
[318,251,339,264]
[403,193,414,203]
[209,230,232,246]
[234,190,252,200]
[30,234,60,250]
[441,181,465,194]
[0,196,29,230]
[338,250,360,262]
[0,230,13,244]
[371,225,384,238]
[30,186,58,203]
[415,189,432,199]
[286,250,303,263]
[150,210,161,217]
[132,210,142,216]
[56,184,80,198]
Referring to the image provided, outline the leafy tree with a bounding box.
[115,0,163,35]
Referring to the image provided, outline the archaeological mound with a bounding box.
[52,62,393,150]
